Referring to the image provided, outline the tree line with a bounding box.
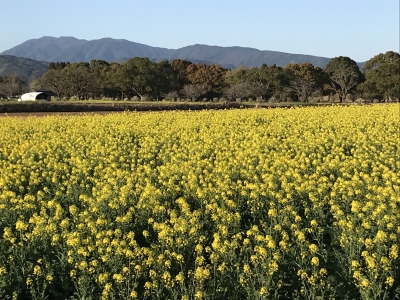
[1,51,399,102]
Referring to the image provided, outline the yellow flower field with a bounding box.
[0,105,399,299]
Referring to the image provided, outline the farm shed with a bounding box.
[18,92,51,101]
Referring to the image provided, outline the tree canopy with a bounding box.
[324,56,364,102]
[358,51,400,100]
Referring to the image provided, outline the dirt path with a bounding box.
[0,111,120,118]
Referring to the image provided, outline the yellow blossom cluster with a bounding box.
[0,104,398,299]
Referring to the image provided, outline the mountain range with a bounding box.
[1,36,365,83]
[0,55,49,83]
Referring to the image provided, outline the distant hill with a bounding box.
[1,36,363,70]
[170,44,334,69]
[0,55,49,83]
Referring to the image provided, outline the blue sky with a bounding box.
[1,0,399,62]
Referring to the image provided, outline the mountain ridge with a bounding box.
[0,55,49,83]
[2,36,357,69]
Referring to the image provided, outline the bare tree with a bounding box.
[0,76,26,97]
[287,77,314,102]
[181,84,206,101]
[223,82,256,100]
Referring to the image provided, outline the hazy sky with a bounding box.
[1,0,399,62]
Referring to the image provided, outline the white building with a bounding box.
[18,92,51,102]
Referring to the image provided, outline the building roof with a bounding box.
[19,92,51,101]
